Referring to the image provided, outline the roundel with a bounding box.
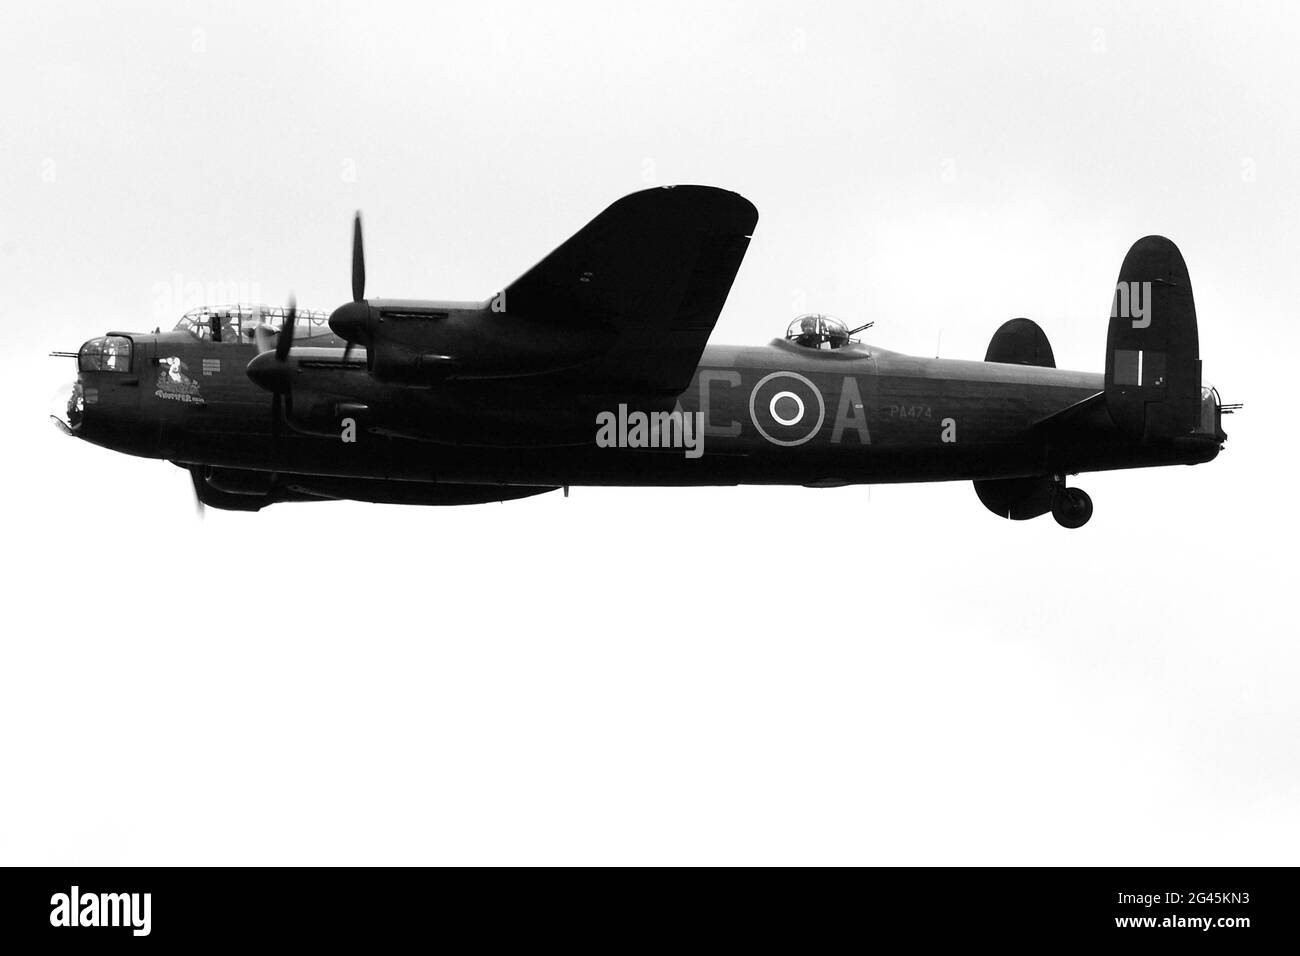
[749,371,825,446]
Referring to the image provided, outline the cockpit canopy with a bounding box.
[173,305,334,343]
[786,313,851,350]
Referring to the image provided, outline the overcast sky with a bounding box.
[2,0,1297,864]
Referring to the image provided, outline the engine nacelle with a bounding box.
[332,299,615,384]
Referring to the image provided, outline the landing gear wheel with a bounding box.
[1051,487,1093,529]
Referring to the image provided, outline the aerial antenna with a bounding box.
[935,329,942,358]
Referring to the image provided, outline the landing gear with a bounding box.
[1051,483,1093,529]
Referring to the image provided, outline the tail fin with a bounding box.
[1104,236,1201,441]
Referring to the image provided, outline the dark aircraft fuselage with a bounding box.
[66,328,1218,491]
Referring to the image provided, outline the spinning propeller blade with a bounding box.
[253,325,277,355]
[352,213,365,302]
[244,295,299,439]
[276,296,297,362]
[329,212,371,361]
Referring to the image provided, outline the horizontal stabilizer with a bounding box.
[985,317,1055,367]
[1031,390,1109,433]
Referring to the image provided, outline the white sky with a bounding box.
[1,0,1296,864]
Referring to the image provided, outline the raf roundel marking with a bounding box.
[749,371,825,446]
[769,390,805,426]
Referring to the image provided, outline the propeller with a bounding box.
[271,297,297,436]
[246,295,298,438]
[333,211,369,366]
[277,296,297,361]
[253,323,277,355]
[352,211,365,302]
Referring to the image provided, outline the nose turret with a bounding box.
[51,332,163,457]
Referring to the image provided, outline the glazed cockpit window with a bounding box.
[78,335,133,373]
[173,314,212,340]
[786,313,851,350]
[174,305,334,343]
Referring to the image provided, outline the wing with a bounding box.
[504,185,758,395]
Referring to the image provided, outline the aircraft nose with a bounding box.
[50,379,83,434]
